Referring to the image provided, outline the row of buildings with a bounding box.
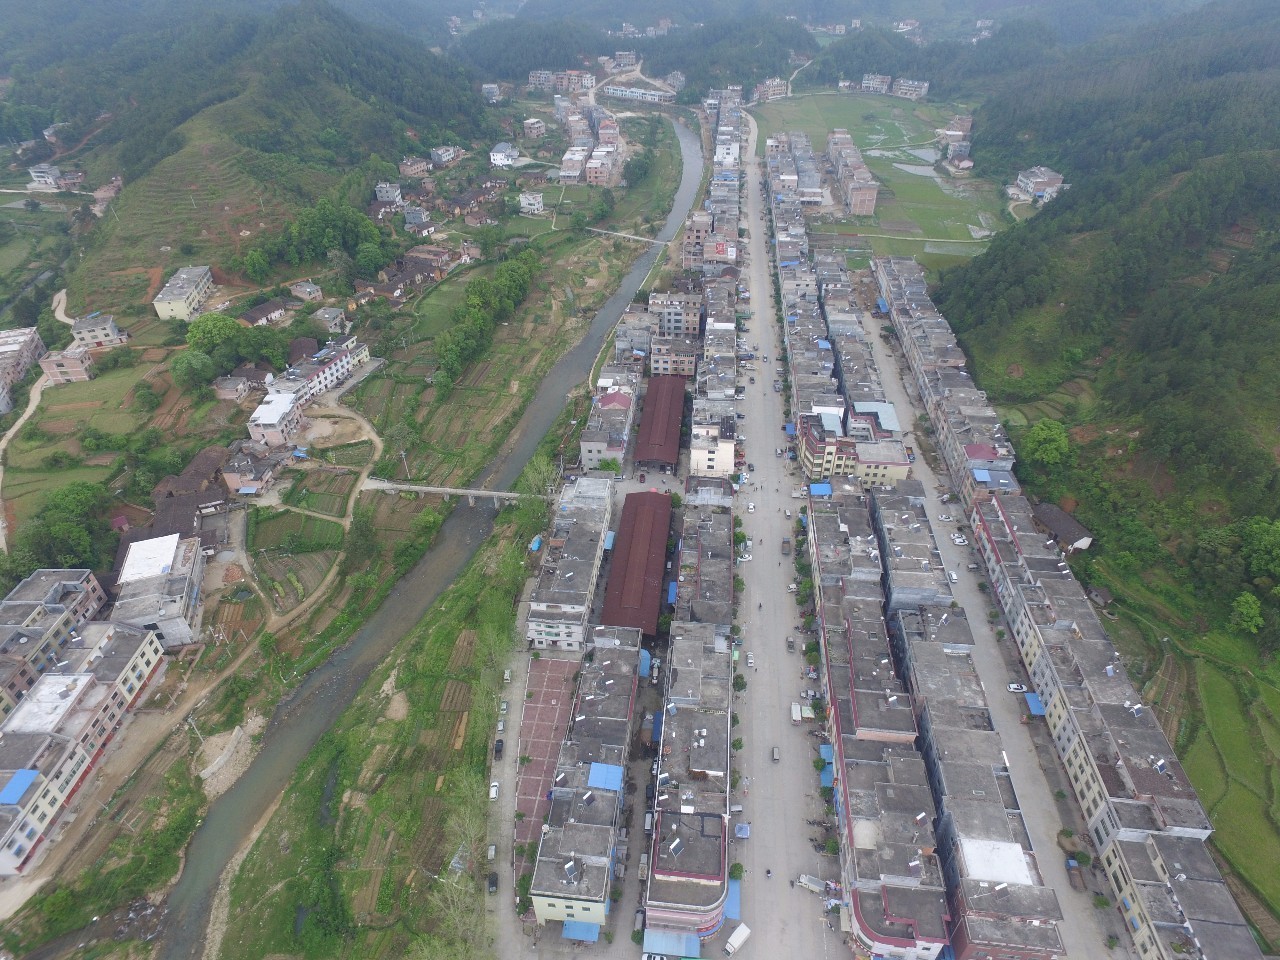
[860,74,931,100]
[528,68,597,93]
[556,103,624,185]
[873,255,1263,960]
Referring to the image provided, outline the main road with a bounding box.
[730,111,846,957]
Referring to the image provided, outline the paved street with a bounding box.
[727,112,846,958]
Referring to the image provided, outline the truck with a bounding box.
[723,923,752,956]
[1066,858,1086,892]
[791,702,803,725]
[797,874,825,894]
[781,537,792,556]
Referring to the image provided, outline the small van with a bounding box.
[487,843,497,863]
[948,570,959,584]
[772,747,781,763]
[729,804,744,814]
[644,811,654,835]
[634,908,646,933]
[489,781,500,801]
[502,669,511,684]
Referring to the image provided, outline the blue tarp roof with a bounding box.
[817,339,831,350]
[972,468,991,481]
[734,822,751,839]
[820,765,834,788]
[0,769,38,805]
[587,762,624,792]
[652,711,663,743]
[877,296,889,312]
[639,649,652,675]
[644,928,703,957]
[562,920,600,942]
[667,581,678,605]
[1025,692,1046,716]
[530,535,543,552]
[819,744,834,761]
[237,486,259,495]
[604,531,615,550]
[725,878,743,920]
[784,422,796,435]
[810,482,833,497]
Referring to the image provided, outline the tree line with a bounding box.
[434,249,540,390]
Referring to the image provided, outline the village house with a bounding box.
[861,73,892,94]
[110,533,206,649]
[399,156,431,177]
[312,307,349,335]
[0,327,46,415]
[221,441,284,497]
[239,298,289,327]
[374,182,403,204]
[70,314,126,348]
[38,345,94,384]
[289,281,322,301]
[429,145,462,167]
[522,118,546,139]
[519,192,544,215]
[489,142,519,168]
[248,393,305,447]
[891,77,930,100]
[213,376,250,401]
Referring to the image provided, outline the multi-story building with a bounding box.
[1015,166,1064,200]
[614,50,637,67]
[152,266,213,321]
[265,336,370,405]
[0,327,45,414]
[599,84,675,104]
[312,307,348,335]
[579,391,634,470]
[247,393,305,447]
[70,314,126,348]
[374,182,402,204]
[524,478,612,651]
[429,145,462,167]
[891,78,930,100]
[38,345,94,384]
[648,290,702,338]
[649,337,698,378]
[26,164,60,188]
[399,156,431,177]
[753,77,788,102]
[290,281,322,301]
[688,427,736,481]
[522,118,546,139]
[862,73,892,94]
[489,142,519,168]
[519,192,544,215]
[110,533,206,649]
[528,69,555,90]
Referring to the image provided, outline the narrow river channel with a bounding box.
[154,117,704,958]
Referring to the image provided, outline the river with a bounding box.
[154,116,704,959]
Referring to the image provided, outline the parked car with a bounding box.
[938,514,953,522]
[494,738,504,759]
[489,781,500,801]
[639,472,646,483]
[746,652,755,668]
[1007,683,1028,694]
[488,872,499,894]
[748,502,756,513]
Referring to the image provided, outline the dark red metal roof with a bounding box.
[600,491,672,636]
[634,375,685,466]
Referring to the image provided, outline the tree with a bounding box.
[243,249,270,283]
[355,241,385,279]
[1021,419,1071,471]
[23,198,41,213]
[169,350,215,391]
[186,313,242,353]
[1231,591,1264,635]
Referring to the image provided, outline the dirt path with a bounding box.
[50,288,74,325]
[0,374,50,553]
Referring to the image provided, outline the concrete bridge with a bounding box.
[362,477,548,507]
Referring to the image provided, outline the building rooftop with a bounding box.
[528,477,611,611]
[118,533,182,583]
[599,492,672,636]
[154,266,210,304]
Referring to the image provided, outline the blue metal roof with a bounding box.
[0,769,38,805]
[587,762,624,792]
[644,928,703,956]
[725,877,742,919]
[820,765,834,788]
[652,711,663,743]
[530,535,543,551]
[1025,692,1046,716]
[734,822,751,839]
[810,482,833,497]
[877,296,889,312]
[562,920,600,942]
[603,530,616,550]
[784,422,796,435]
[639,649,652,675]
[819,744,834,761]
[668,581,678,604]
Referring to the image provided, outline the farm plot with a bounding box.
[317,440,374,468]
[256,551,337,612]
[285,470,356,517]
[248,509,344,552]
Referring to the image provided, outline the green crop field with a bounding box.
[249,509,344,552]
[751,93,1007,274]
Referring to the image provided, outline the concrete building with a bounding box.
[289,281,322,301]
[490,142,519,168]
[429,146,462,167]
[519,192,544,215]
[70,314,126,348]
[266,336,369,405]
[152,266,213,321]
[579,390,634,470]
[648,290,702,338]
[649,337,698,378]
[862,74,892,94]
[670,507,734,625]
[110,533,205,649]
[688,428,736,480]
[529,638,639,933]
[26,164,60,188]
[599,84,675,104]
[374,182,402,204]
[0,327,46,414]
[891,78,930,100]
[38,345,94,384]
[523,118,546,139]
[399,156,431,177]
[247,393,305,447]
[1015,166,1064,200]
[523,478,613,651]
[312,307,348,335]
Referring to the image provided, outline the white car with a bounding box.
[952,537,969,546]
[746,652,755,668]
[738,554,753,562]
[939,514,953,522]
[1007,683,1028,694]
[489,781,500,801]
[747,502,756,513]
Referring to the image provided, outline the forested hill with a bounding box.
[930,0,1280,647]
[456,19,609,82]
[0,0,486,180]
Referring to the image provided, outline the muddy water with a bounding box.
[155,118,703,959]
